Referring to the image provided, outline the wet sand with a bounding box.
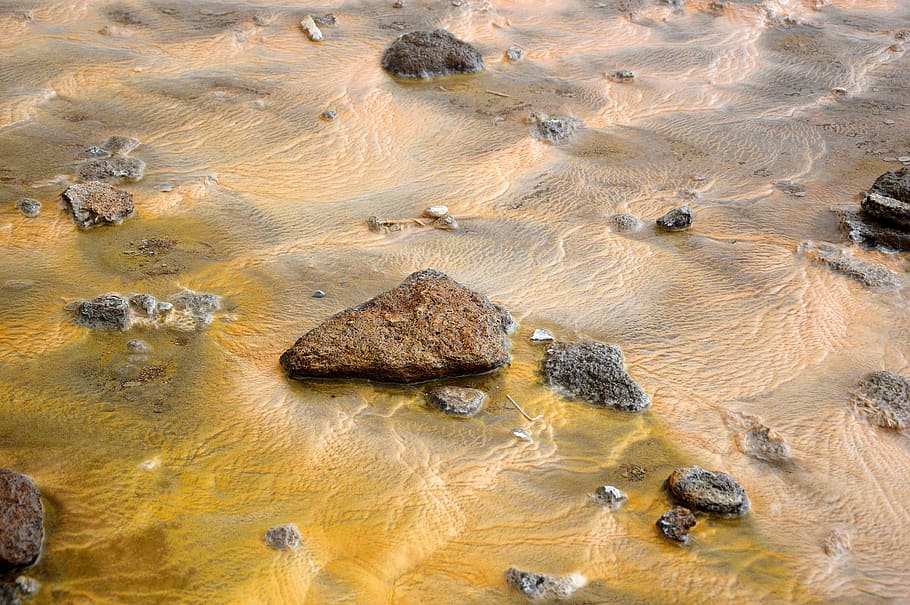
[1,0,909,602]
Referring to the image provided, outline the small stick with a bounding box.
[507,395,542,422]
[486,89,511,98]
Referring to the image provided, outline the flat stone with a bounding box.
[169,290,221,328]
[835,206,910,252]
[0,469,43,572]
[656,206,693,231]
[280,269,512,383]
[657,507,696,543]
[852,371,910,429]
[62,181,134,228]
[504,568,585,599]
[426,386,485,416]
[530,328,554,342]
[100,136,141,155]
[422,205,449,219]
[15,198,40,218]
[862,191,910,232]
[77,156,145,182]
[382,30,484,79]
[734,422,791,462]
[591,485,627,508]
[74,294,131,330]
[432,214,458,230]
[799,242,900,290]
[667,466,750,516]
[541,341,651,412]
[264,524,300,551]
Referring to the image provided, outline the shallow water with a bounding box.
[1,0,909,602]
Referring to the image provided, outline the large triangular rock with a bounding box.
[280,269,513,383]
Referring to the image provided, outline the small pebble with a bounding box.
[690,173,706,182]
[610,69,635,81]
[14,576,39,596]
[157,301,174,313]
[422,205,449,219]
[506,46,524,62]
[393,0,405,7]
[591,485,627,508]
[312,290,326,298]
[126,339,152,354]
[883,119,896,125]
[320,110,337,121]
[511,427,532,442]
[433,215,459,230]
[898,156,910,163]
[16,198,41,218]
[831,87,847,95]
[265,524,301,551]
[530,328,555,342]
[313,13,337,26]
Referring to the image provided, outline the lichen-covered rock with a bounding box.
[77,156,145,182]
[264,524,300,551]
[504,567,586,599]
[656,206,693,231]
[426,386,485,417]
[541,341,651,412]
[667,466,750,516]
[852,371,910,429]
[798,242,900,290]
[382,30,484,79]
[0,469,44,572]
[280,269,512,383]
[62,181,134,228]
[15,198,41,218]
[657,507,696,543]
[74,294,131,330]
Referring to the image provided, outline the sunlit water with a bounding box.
[1,0,909,602]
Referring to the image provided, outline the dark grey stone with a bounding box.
[656,206,693,231]
[381,30,484,79]
[15,198,40,218]
[74,294,131,330]
[667,466,750,516]
[264,524,300,551]
[504,568,584,599]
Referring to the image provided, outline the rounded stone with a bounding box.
[0,469,44,571]
[422,205,449,219]
[667,466,750,516]
[264,524,300,551]
[15,198,41,218]
[426,386,485,417]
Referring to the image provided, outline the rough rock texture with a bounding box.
[280,269,512,383]
[426,386,485,417]
[591,485,627,508]
[656,206,693,231]
[541,341,651,412]
[534,116,581,144]
[862,191,910,231]
[734,423,791,462]
[62,181,134,228]
[608,213,644,233]
[835,206,910,252]
[169,290,221,328]
[77,156,145,182]
[381,30,484,79]
[0,469,44,572]
[852,371,910,429]
[15,198,41,218]
[798,242,900,290]
[74,294,131,330]
[264,524,300,551]
[657,507,696,543]
[505,46,524,62]
[667,466,750,516]
[869,166,910,203]
[530,328,554,342]
[504,568,585,599]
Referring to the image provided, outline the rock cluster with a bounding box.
[70,290,221,331]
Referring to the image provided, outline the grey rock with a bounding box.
[77,156,145,182]
[313,13,337,26]
[422,205,449,219]
[100,136,141,155]
[432,214,458,230]
[610,69,635,81]
[656,206,693,231]
[14,576,39,596]
[382,30,484,79]
[15,198,41,218]
[157,301,173,314]
[169,290,221,328]
[657,507,696,543]
[541,341,651,412]
[799,242,900,290]
[126,339,152,354]
[870,166,910,204]
[608,213,643,233]
[734,423,791,462]
[504,567,585,599]
[862,191,910,231]
[74,294,131,330]
[81,145,109,158]
[264,524,300,551]
[506,46,524,62]
[852,371,910,429]
[667,466,750,516]
[0,469,44,572]
[426,386,486,417]
[835,206,910,252]
[62,181,134,228]
[320,110,337,121]
[591,485,627,508]
[534,116,582,144]
[130,294,159,316]
[312,290,326,298]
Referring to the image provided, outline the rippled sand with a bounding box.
[1,0,909,602]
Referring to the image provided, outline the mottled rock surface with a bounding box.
[836,206,910,252]
[100,136,141,155]
[426,386,485,417]
[62,181,134,228]
[534,116,581,144]
[280,269,512,383]
[504,568,585,599]
[657,507,696,543]
[656,206,693,231]
[852,371,910,429]
[382,30,484,79]
[591,485,627,508]
[169,290,221,328]
[74,294,131,330]
[264,524,300,551]
[799,242,900,290]
[77,156,145,182]
[667,466,750,516]
[608,213,643,233]
[15,198,41,218]
[734,423,791,462]
[541,341,651,412]
[0,469,43,572]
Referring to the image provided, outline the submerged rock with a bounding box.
[504,567,586,599]
[533,115,582,144]
[505,46,524,62]
[798,242,900,290]
[734,422,791,462]
[607,213,643,233]
[667,466,750,516]
[130,293,159,316]
[280,269,512,383]
[0,469,44,572]
[126,339,151,354]
[541,341,651,412]
[824,529,851,558]
[169,290,222,328]
[77,156,145,182]
[656,206,693,231]
[657,507,696,543]
[382,30,484,79]
[264,524,301,551]
[15,198,41,218]
[100,136,141,155]
[426,386,485,416]
[852,371,910,429]
[62,181,134,228]
[74,294,131,330]
[591,485,627,508]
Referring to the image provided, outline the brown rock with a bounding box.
[657,507,696,543]
[62,181,134,228]
[426,386,485,416]
[280,269,513,383]
[0,469,44,572]
[667,466,750,516]
[381,30,484,79]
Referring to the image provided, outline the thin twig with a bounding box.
[507,395,543,422]
[485,89,511,98]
